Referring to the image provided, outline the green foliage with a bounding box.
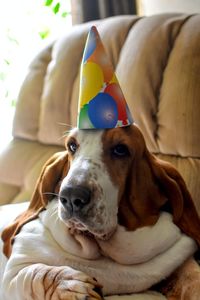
[6,30,19,45]
[44,0,70,18]
[0,72,6,81]
[53,2,60,14]
[61,11,69,18]
[39,28,50,39]
[4,59,10,66]
[45,0,54,6]
[11,99,17,107]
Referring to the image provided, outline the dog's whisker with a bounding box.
[56,123,73,141]
[43,192,59,198]
[57,131,71,141]
[63,130,71,135]
[57,122,73,128]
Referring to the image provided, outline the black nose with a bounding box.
[59,185,91,213]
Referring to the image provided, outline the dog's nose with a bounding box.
[59,185,91,212]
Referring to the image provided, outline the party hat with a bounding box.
[77,26,133,129]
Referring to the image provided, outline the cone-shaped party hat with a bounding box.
[77,26,133,129]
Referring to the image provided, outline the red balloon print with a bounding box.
[105,83,128,125]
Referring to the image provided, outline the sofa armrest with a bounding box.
[0,138,64,205]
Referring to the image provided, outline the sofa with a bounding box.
[0,13,200,300]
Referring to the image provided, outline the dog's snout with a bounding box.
[59,185,91,213]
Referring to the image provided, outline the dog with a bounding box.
[1,124,200,299]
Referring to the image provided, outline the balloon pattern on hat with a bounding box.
[77,26,133,129]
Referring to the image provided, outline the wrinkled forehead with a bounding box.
[66,125,144,156]
[67,128,104,159]
[69,128,103,145]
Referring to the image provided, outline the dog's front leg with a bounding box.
[1,212,103,300]
[2,262,103,300]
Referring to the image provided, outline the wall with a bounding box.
[137,0,200,15]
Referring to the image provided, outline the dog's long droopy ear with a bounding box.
[1,151,69,257]
[29,151,69,210]
[118,147,168,230]
[118,127,200,247]
[147,152,200,246]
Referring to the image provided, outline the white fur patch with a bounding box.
[97,212,183,264]
[59,129,119,238]
[1,200,196,298]
[43,201,198,294]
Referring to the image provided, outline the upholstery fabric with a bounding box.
[0,13,200,214]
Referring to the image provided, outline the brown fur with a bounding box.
[158,258,200,299]
[102,126,200,243]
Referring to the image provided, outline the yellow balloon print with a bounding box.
[79,62,104,107]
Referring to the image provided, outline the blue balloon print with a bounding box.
[83,29,96,62]
[88,93,118,128]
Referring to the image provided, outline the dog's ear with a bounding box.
[1,151,69,257]
[118,147,167,230]
[119,146,200,246]
[147,152,200,246]
[29,151,69,210]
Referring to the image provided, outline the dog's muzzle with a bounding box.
[59,185,91,218]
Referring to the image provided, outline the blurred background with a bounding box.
[0,0,200,152]
[0,0,71,150]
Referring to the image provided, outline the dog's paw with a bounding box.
[43,266,103,300]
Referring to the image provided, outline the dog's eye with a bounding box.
[111,144,130,158]
[68,141,78,154]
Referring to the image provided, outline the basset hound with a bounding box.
[1,125,200,299]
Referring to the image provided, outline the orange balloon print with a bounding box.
[88,43,113,83]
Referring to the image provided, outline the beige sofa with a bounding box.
[0,13,200,210]
[0,13,200,300]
